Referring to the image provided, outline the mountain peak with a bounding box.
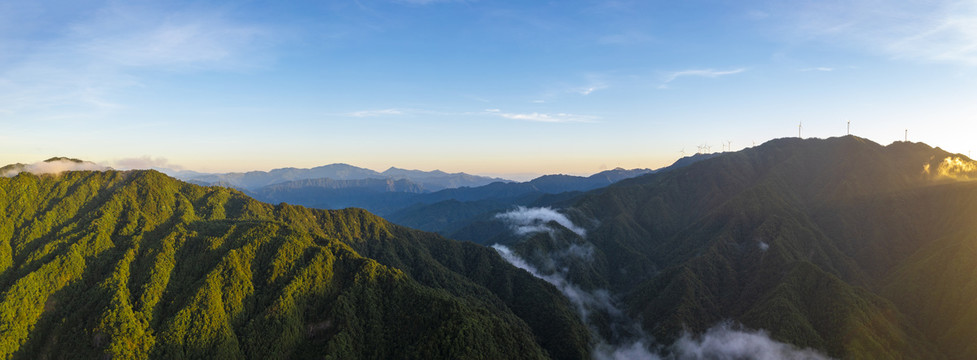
[43,156,85,163]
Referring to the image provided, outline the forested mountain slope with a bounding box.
[0,170,589,359]
[496,136,977,359]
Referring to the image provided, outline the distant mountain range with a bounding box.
[386,155,716,238]
[244,166,674,232]
[169,163,511,191]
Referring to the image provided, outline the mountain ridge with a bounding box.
[175,163,511,191]
[487,135,977,359]
[0,169,590,359]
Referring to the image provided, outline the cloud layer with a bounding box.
[1,159,110,177]
[924,156,977,180]
[495,206,587,236]
[671,323,831,360]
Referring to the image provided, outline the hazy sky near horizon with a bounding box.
[3,0,977,178]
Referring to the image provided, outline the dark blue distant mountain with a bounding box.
[173,163,509,191]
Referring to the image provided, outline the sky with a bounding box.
[2,0,977,179]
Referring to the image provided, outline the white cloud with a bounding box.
[575,84,608,95]
[494,111,598,123]
[346,108,406,117]
[337,107,595,123]
[661,68,747,86]
[672,323,832,360]
[492,244,616,324]
[800,67,834,72]
[495,206,587,236]
[2,159,110,177]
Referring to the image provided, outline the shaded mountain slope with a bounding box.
[493,136,976,359]
[0,170,590,359]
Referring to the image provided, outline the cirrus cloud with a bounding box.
[0,2,276,119]
[660,68,747,88]
[777,0,977,67]
[492,111,598,123]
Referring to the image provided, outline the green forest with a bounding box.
[0,170,589,359]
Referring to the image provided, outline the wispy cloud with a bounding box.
[663,68,746,83]
[493,111,598,123]
[0,3,275,120]
[68,4,272,71]
[781,0,977,66]
[800,67,834,72]
[570,73,610,96]
[346,108,406,117]
[574,84,608,96]
[659,68,746,88]
[598,31,655,45]
[394,0,462,5]
[338,107,596,123]
[495,206,587,237]
[746,10,771,20]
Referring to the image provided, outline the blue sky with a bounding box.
[2,0,976,179]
